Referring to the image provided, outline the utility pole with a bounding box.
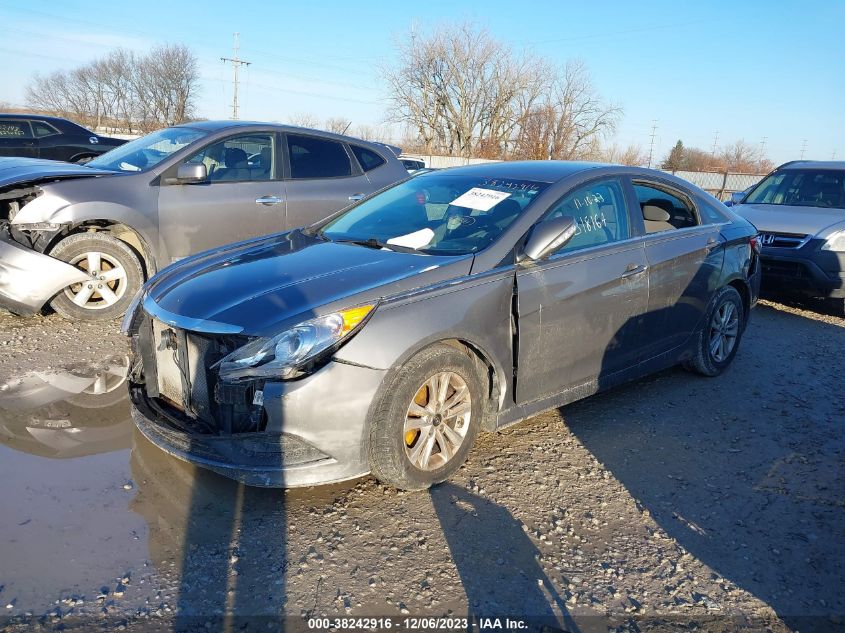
[647,120,658,168]
[221,33,251,120]
[759,136,767,157]
[711,131,719,156]
[800,139,807,160]
[833,149,837,160]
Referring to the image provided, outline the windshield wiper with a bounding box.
[333,237,419,253]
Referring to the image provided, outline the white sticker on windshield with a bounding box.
[450,188,512,212]
[386,228,435,250]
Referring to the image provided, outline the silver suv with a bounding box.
[0,121,408,321]
[733,161,845,313]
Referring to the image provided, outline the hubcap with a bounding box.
[708,301,739,363]
[404,371,471,471]
[63,251,128,310]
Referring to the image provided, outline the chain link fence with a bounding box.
[660,169,766,200]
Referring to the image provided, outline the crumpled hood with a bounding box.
[144,230,472,335]
[0,157,115,189]
[734,203,845,236]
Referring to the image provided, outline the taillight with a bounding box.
[750,235,761,254]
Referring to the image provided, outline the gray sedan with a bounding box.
[125,161,761,490]
[0,121,407,320]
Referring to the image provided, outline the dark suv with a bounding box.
[733,161,845,313]
[0,114,126,163]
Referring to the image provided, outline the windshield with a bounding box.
[745,169,845,209]
[318,174,549,255]
[86,127,208,172]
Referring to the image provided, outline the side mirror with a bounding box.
[176,163,207,184]
[520,216,578,262]
[726,191,744,207]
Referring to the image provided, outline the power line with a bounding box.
[647,120,658,168]
[759,136,767,157]
[220,33,251,120]
[800,139,807,160]
[711,131,719,156]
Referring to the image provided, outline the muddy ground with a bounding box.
[0,299,842,632]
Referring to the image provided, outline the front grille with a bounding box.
[761,259,809,279]
[759,232,809,248]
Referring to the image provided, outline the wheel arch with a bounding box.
[47,220,157,279]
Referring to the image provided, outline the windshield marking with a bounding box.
[450,188,512,212]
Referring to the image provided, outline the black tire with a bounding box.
[48,232,144,321]
[823,298,845,318]
[368,344,485,490]
[683,285,745,377]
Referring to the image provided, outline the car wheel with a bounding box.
[684,285,745,377]
[48,232,144,321]
[368,344,484,490]
[824,298,845,317]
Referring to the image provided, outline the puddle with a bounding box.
[0,356,149,616]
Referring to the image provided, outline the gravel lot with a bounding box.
[0,299,842,632]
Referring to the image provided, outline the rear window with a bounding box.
[351,145,385,172]
[287,134,352,179]
[0,121,31,138]
[745,169,845,209]
[32,121,59,137]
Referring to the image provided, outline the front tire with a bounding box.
[684,285,745,377]
[368,344,484,490]
[48,232,144,321]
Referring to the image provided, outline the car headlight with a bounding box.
[217,304,375,381]
[821,230,845,252]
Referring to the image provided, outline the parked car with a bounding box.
[732,160,845,313]
[124,161,761,490]
[723,184,755,207]
[0,113,126,163]
[0,121,408,321]
[400,156,426,172]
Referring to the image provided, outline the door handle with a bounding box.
[255,195,283,206]
[621,263,648,278]
[348,193,365,201]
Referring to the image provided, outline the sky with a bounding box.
[0,0,843,166]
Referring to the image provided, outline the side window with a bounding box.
[351,145,386,172]
[287,134,352,179]
[542,178,630,255]
[32,121,59,138]
[0,120,32,138]
[186,134,274,182]
[699,198,728,224]
[634,182,699,233]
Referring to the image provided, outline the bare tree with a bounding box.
[289,112,320,128]
[384,25,619,160]
[600,142,648,166]
[26,44,199,133]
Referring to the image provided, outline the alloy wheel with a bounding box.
[63,251,128,310]
[404,371,472,471]
[708,301,739,363]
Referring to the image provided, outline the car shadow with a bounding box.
[562,301,845,631]
[430,482,579,632]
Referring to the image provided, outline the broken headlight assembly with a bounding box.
[216,304,376,381]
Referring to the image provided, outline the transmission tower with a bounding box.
[221,33,251,120]
[647,120,658,168]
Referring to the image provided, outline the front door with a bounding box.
[157,132,285,262]
[282,132,374,229]
[0,120,37,158]
[515,177,649,404]
[631,180,725,360]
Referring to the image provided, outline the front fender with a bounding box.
[333,270,515,409]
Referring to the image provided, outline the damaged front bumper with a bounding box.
[130,359,387,488]
[0,226,88,315]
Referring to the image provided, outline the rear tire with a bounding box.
[48,232,144,322]
[823,297,845,318]
[368,344,484,491]
[684,286,745,377]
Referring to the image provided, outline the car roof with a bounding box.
[418,160,608,183]
[777,160,845,171]
[0,113,77,125]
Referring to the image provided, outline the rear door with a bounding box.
[0,120,37,158]
[515,177,649,404]
[157,132,285,262]
[630,178,725,360]
[282,133,373,229]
